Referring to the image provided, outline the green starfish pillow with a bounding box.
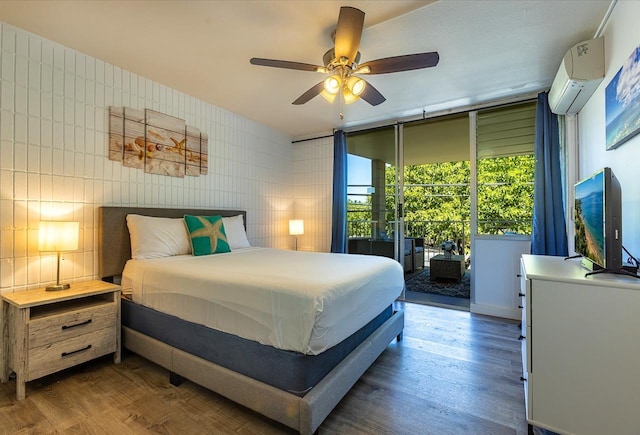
[184,215,231,256]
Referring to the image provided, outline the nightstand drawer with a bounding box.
[29,303,117,349]
[27,327,117,381]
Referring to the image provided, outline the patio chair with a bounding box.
[348,236,424,273]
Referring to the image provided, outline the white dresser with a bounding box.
[520,254,640,435]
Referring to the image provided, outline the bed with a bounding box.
[98,206,405,434]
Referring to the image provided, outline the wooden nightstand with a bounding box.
[0,280,121,400]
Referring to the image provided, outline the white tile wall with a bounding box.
[0,22,295,293]
[293,136,334,252]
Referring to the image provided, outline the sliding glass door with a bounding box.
[345,114,473,276]
[402,115,471,259]
[346,125,407,270]
[342,100,537,309]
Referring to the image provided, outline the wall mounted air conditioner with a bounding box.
[548,37,604,115]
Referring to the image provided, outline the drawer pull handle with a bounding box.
[61,345,92,358]
[519,335,526,340]
[518,292,525,297]
[62,319,92,330]
[521,376,527,382]
[518,305,524,309]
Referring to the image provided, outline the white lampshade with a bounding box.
[39,221,79,252]
[289,219,304,236]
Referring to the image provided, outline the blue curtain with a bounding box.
[331,130,348,253]
[531,92,569,256]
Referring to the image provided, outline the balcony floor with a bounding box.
[403,262,471,311]
[404,289,470,311]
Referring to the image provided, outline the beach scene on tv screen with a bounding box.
[575,173,605,266]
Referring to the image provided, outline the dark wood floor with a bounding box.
[0,302,528,434]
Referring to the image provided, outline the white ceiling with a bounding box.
[0,0,612,139]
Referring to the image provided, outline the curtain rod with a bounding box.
[291,133,334,144]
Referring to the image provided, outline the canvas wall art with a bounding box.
[109,107,209,177]
[605,43,640,150]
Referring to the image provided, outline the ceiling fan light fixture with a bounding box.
[250,7,439,110]
[342,88,360,104]
[320,89,338,103]
[346,76,366,96]
[324,75,341,94]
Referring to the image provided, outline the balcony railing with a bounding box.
[348,218,531,257]
[348,219,470,256]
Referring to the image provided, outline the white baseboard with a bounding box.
[470,303,520,320]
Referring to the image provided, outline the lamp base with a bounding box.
[45,283,70,291]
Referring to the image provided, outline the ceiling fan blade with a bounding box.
[360,80,386,106]
[334,6,365,64]
[292,82,325,105]
[250,58,324,72]
[359,52,440,75]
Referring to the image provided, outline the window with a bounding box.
[476,102,536,235]
[347,153,374,237]
[344,100,536,245]
[346,126,396,240]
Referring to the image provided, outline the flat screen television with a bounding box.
[574,167,622,272]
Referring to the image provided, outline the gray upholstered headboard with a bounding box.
[98,206,247,280]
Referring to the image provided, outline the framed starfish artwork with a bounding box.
[108,107,209,177]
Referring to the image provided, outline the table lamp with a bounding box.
[289,219,304,251]
[39,221,79,291]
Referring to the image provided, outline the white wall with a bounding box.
[0,22,294,294]
[293,136,333,252]
[577,1,640,259]
[472,235,531,320]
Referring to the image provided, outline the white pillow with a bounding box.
[222,214,251,249]
[126,214,191,259]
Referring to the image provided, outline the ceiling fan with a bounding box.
[250,6,439,107]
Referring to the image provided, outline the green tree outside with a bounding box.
[347,155,535,249]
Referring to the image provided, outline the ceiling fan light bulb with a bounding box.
[324,76,341,94]
[347,76,366,96]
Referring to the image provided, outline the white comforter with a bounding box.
[122,247,404,355]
